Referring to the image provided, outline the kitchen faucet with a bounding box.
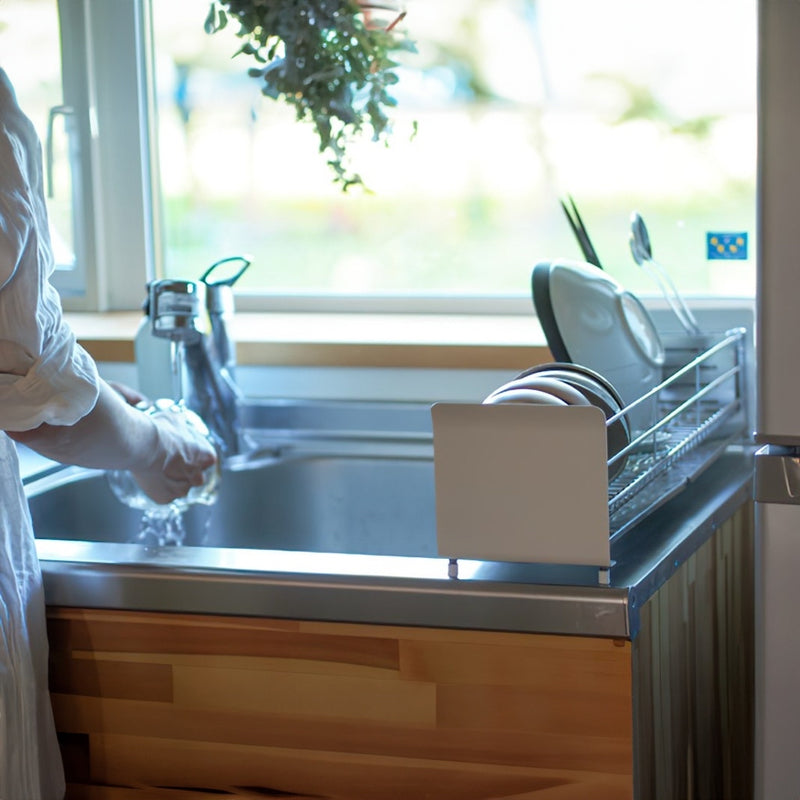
[145,257,251,459]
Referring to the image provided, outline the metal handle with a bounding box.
[755,445,800,504]
[46,104,74,199]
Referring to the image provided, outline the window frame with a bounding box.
[55,0,160,312]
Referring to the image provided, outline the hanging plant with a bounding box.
[204,0,414,190]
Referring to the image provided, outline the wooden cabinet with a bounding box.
[47,504,753,800]
[48,610,633,799]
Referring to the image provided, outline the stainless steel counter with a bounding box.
[33,445,753,640]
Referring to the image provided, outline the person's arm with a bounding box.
[8,380,217,505]
[0,72,216,507]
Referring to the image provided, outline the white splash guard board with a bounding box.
[432,403,611,567]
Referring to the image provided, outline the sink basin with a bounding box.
[27,450,437,558]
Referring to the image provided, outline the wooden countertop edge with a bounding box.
[66,312,552,370]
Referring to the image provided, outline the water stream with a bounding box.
[137,506,187,547]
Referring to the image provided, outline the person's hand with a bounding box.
[131,409,218,505]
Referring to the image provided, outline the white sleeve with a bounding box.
[0,77,100,432]
[0,232,100,431]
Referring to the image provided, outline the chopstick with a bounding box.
[560,194,603,270]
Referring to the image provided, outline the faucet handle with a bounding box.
[200,255,252,288]
[200,256,252,317]
[149,279,207,343]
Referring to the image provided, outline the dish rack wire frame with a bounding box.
[605,326,748,541]
[432,327,748,581]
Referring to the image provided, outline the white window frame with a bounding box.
[55,0,159,312]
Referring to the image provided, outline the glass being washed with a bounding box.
[107,399,220,544]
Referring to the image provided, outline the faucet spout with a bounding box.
[182,337,244,458]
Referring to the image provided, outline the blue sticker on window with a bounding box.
[707,232,748,260]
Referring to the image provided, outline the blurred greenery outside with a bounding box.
[162,184,756,296]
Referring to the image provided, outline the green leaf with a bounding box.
[208,0,415,189]
[203,3,217,34]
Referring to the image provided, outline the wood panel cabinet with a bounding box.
[46,504,753,800]
[48,609,633,799]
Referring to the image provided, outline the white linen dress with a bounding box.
[0,67,100,799]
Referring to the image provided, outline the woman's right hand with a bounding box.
[131,409,218,505]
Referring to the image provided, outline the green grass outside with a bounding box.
[162,182,756,298]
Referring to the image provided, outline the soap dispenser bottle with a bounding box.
[134,286,175,401]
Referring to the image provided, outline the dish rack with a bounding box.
[432,328,749,575]
[606,327,748,543]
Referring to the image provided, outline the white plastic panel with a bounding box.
[432,403,610,567]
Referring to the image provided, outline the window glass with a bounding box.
[153,0,757,298]
[0,0,77,274]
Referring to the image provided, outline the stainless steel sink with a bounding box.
[25,399,438,557]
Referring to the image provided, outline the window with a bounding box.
[1,0,158,311]
[151,0,757,302]
[3,0,757,311]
